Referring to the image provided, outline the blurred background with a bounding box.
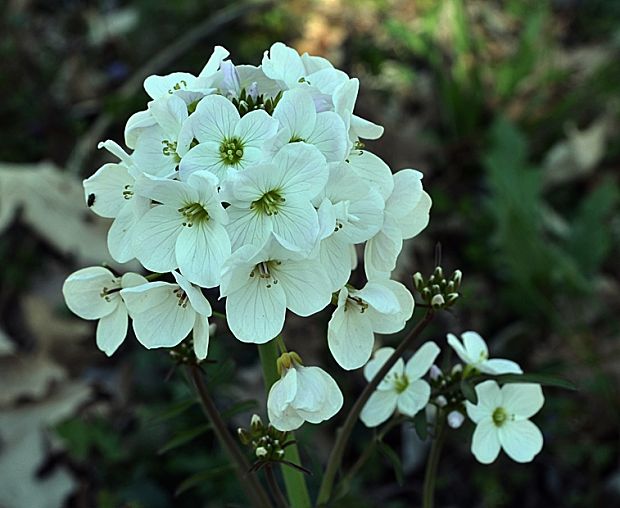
[1,0,619,507]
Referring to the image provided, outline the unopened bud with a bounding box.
[447,410,465,429]
[413,272,424,291]
[431,294,445,309]
[256,446,268,458]
[445,293,459,306]
[247,82,259,101]
[433,266,444,280]
[429,365,443,381]
[452,270,462,289]
[431,284,441,294]
[446,281,455,293]
[421,287,432,301]
[237,428,251,445]
[435,395,448,407]
[251,414,263,432]
[451,363,463,376]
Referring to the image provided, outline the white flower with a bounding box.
[360,342,440,427]
[62,267,147,356]
[364,169,432,279]
[83,140,150,262]
[225,143,328,253]
[132,170,230,288]
[178,94,279,182]
[220,242,332,344]
[466,380,544,464]
[314,162,384,291]
[447,331,522,375]
[268,356,343,431]
[333,77,384,141]
[271,88,348,162]
[327,279,414,370]
[131,94,194,177]
[120,271,212,359]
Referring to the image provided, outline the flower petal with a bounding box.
[363,347,404,390]
[465,380,503,423]
[360,389,398,428]
[397,379,431,417]
[471,419,501,464]
[63,267,120,320]
[261,42,305,87]
[273,88,317,141]
[172,271,212,317]
[405,342,441,381]
[481,358,523,375]
[498,419,543,463]
[96,303,128,356]
[365,279,414,335]
[461,331,489,362]
[235,108,279,150]
[225,276,286,343]
[346,150,394,201]
[83,163,134,218]
[274,259,331,317]
[271,199,319,253]
[133,205,182,273]
[192,94,239,142]
[272,143,328,200]
[501,383,544,419]
[192,314,211,360]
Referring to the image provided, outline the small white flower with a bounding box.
[364,169,432,279]
[327,279,414,370]
[220,241,332,344]
[132,170,230,288]
[447,410,465,429]
[268,358,343,432]
[62,267,147,356]
[447,331,522,375]
[466,380,544,464]
[271,88,348,162]
[83,140,150,263]
[120,271,212,359]
[225,143,328,253]
[179,94,279,182]
[360,342,440,427]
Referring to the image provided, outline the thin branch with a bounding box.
[265,465,289,508]
[316,309,436,506]
[187,365,272,508]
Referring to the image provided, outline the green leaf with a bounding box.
[221,399,258,419]
[175,465,235,496]
[146,398,197,427]
[493,373,578,391]
[413,411,429,441]
[460,379,478,404]
[157,424,212,455]
[376,441,404,486]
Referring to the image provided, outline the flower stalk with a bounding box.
[422,410,446,508]
[316,308,435,506]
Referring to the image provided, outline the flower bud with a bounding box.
[429,365,443,381]
[433,266,444,280]
[445,293,460,305]
[431,284,441,295]
[237,428,251,445]
[255,446,268,458]
[435,395,448,407]
[251,414,263,433]
[431,294,445,309]
[452,270,462,289]
[413,272,424,291]
[447,410,465,429]
[421,287,432,301]
[451,363,463,376]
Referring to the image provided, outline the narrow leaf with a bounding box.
[158,424,212,455]
[413,411,429,441]
[494,373,578,391]
[376,441,404,486]
[147,398,197,426]
[175,465,234,496]
[460,379,478,404]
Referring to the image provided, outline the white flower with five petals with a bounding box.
[62,267,147,356]
[120,271,212,359]
[466,380,544,464]
[360,342,440,427]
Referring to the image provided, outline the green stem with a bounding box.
[316,309,435,506]
[187,365,272,508]
[265,464,289,508]
[422,412,446,508]
[258,341,312,508]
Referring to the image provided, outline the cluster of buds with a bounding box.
[413,266,462,309]
[238,414,290,470]
[169,339,199,365]
[428,364,467,428]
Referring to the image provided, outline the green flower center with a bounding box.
[492,407,509,427]
[219,137,244,165]
[394,374,410,394]
[289,135,306,143]
[251,189,285,216]
[178,202,210,227]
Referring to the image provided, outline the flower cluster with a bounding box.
[63,43,430,375]
[361,331,545,464]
